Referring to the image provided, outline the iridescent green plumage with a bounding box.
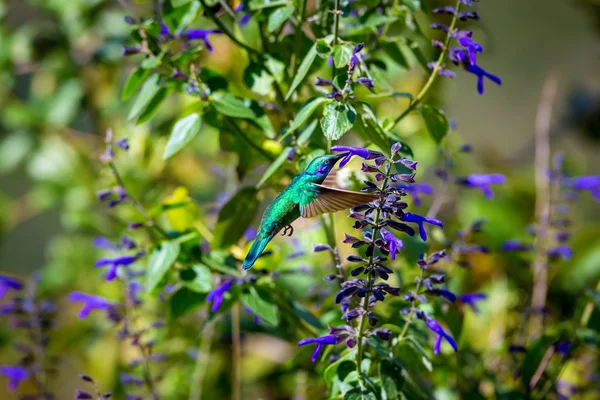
[242,154,377,270]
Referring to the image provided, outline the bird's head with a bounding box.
[303,153,347,177]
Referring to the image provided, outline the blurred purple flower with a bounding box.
[402,212,443,241]
[464,64,502,95]
[400,183,434,207]
[116,138,129,150]
[568,176,600,201]
[380,228,403,260]
[501,239,532,252]
[68,292,117,319]
[331,146,384,167]
[234,4,252,27]
[206,280,233,313]
[179,29,222,52]
[95,251,146,281]
[0,365,28,392]
[460,293,487,313]
[244,227,257,241]
[422,314,458,354]
[0,275,23,301]
[548,244,573,260]
[457,174,506,199]
[298,335,337,362]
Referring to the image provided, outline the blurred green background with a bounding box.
[1,0,600,398]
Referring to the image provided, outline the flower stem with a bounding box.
[355,169,391,383]
[388,0,462,132]
[398,268,425,340]
[331,0,341,78]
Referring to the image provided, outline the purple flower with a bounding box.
[464,64,502,95]
[569,176,600,201]
[244,227,257,241]
[460,293,487,313]
[95,251,146,281]
[159,23,172,39]
[548,244,573,260]
[206,280,233,313]
[402,212,443,241]
[454,30,482,64]
[380,228,403,260]
[68,292,117,319]
[428,288,457,302]
[180,29,222,52]
[234,4,252,27]
[298,334,337,362]
[501,239,532,252]
[422,314,458,354]
[0,275,23,301]
[116,138,129,150]
[457,174,506,199]
[330,146,384,167]
[0,365,28,392]
[356,77,374,88]
[399,183,434,207]
[93,237,119,251]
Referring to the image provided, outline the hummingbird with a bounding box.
[242,153,378,270]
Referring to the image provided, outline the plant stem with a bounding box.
[398,268,425,340]
[231,303,242,400]
[189,322,214,400]
[331,0,341,78]
[388,0,462,132]
[199,0,259,55]
[528,73,559,341]
[290,0,308,77]
[108,160,170,239]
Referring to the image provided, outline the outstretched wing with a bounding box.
[298,184,378,218]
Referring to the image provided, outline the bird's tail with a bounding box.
[242,234,272,270]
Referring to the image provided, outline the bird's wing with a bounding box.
[322,170,339,188]
[298,184,378,218]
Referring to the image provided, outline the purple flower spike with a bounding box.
[569,176,600,201]
[422,314,458,354]
[458,174,506,199]
[0,275,23,301]
[460,293,487,313]
[331,146,384,167]
[402,212,443,241]
[380,228,404,260]
[0,365,28,392]
[68,292,116,319]
[206,280,234,313]
[179,29,222,52]
[298,335,337,362]
[548,244,573,260]
[464,64,502,95]
[93,237,118,251]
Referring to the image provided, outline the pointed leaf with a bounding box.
[419,105,449,144]
[267,5,295,33]
[240,286,279,325]
[180,264,213,293]
[282,97,331,140]
[128,74,161,120]
[163,113,202,160]
[211,92,257,119]
[122,68,150,101]
[147,241,180,294]
[256,146,292,188]
[286,35,333,100]
[333,44,353,69]
[169,288,206,321]
[212,187,260,249]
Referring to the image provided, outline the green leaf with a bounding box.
[324,349,357,383]
[128,73,161,120]
[297,119,318,146]
[0,132,34,174]
[163,113,202,160]
[46,80,84,127]
[136,87,170,124]
[249,0,289,10]
[380,41,408,69]
[171,0,192,7]
[395,338,432,373]
[407,39,430,72]
[212,187,260,249]
[419,105,449,144]
[320,102,356,141]
[286,35,333,100]
[267,5,295,33]
[211,92,257,119]
[282,97,331,140]
[256,146,292,188]
[147,241,180,294]
[240,286,279,325]
[315,39,333,58]
[333,44,353,69]
[174,0,201,35]
[169,288,206,321]
[141,49,167,69]
[380,359,404,400]
[180,264,213,293]
[244,61,275,96]
[368,92,413,100]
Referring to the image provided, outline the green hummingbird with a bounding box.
[242,153,378,270]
